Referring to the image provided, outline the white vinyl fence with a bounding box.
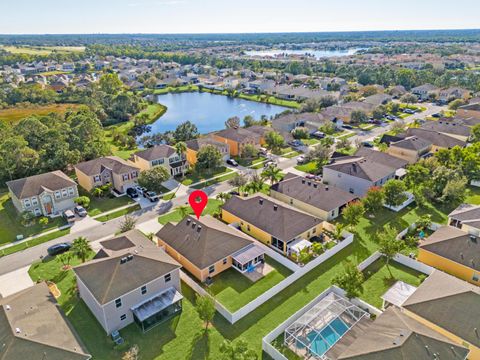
[357,251,434,276]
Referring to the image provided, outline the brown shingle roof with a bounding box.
[406,128,466,149]
[403,270,480,348]
[73,230,179,305]
[449,204,480,230]
[214,127,261,143]
[420,120,471,137]
[389,136,432,151]
[6,170,76,199]
[0,283,90,360]
[74,156,139,176]
[156,215,253,269]
[185,137,229,152]
[271,173,358,213]
[419,226,480,271]
[338,307,469,360]
[222,194,322,242]
[134,145,176,161]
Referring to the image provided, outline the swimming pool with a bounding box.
[298,318,350,356]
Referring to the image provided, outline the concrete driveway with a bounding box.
[0,266,34,298]
[70,215,101,234]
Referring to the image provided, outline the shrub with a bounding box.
[74,196,91,208]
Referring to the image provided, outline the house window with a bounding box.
[120,314,127,321]
[68,187,74,196]
[223,258,227,265]
[473,273,480,282]
[122,174,129,181]
[61,189,68,197]
[141,285,147,295]
[247,225,251,231]
[131,171,138,179]
[312,228,316,234]
[54,191,61,199]
[290,199,293,205]
[115,298,122,308]
[93,175,101,182]
[164,273,171,282]
[152,159,165,166]
[208,265,215,274]
[31,197,38,206]
[23,199,31,208]
[34,208,41,216]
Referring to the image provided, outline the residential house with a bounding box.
[419,119,471,142]
[405,128,467,150]
[387,136,432,164]
[438,87,470,104]
[222,194,323,255]
[323,148,408,196]
[418,225,480,285]
[388,85,407,98]
[363,93,392,107]
[449,203,480,236]
[6,170,78,217]
[185,137,230,165]
[337,306,469,360]
[321,101,376,123]
[131,144,188,176]
[270,173,358,220]
[73,230,182,334]
[411,84,439,100]
[457,102,480,122]
[74,156,140,194]
[212,127,266,156]
[156,215,265,282]
[402,271,480,359]
[0,282,91,359]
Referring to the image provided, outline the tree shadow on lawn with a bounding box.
[187,331,210,360]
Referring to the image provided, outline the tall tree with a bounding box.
[195,294,215,331]
[383,179,407,207]
[195,145,223,173]
[363,186,385,214]
[264,131,285,153]
[261,165,282,185]
[220,339,258,360]
[377,225,405,277]
[138,166,170,193]
[342,201,365,229]
[332,262,364,299]
[174,141,187,178]
[174,121,199,142]
[71,236,92,263]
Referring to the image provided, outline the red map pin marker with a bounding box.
[188,190,208,219]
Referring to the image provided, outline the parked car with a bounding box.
[259,147,268,156]
[305,174,316,179]
[288,140,304,148]
[297,155,306,164]
[135,186,147,196]
[226,158,239,167]
[431,113,441,118]
[403,108,415,114]
[63,210,75,223]
[385,115,396,121]
[47,242,71,256]
[126,187,139,198]
[311,131,325,139]
[361,141,374,148]
[144,191,159,202]
[74,205,87,217]
[229,191,240,196]
[342,124,353,130]
[264,160,277,168]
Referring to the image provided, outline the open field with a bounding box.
[1,45,85,55]
[0,103,82,123]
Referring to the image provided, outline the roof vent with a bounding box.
[325,186,329,191]
[302,179,306,184]
[197,225,202,232]
[273,205,278,211]
[470,235,477,243]
[5,305,11,311]
[460,252,464,259]
[186,218,191,225]
[15,328,21,334]
[259,199,263,205]
[307,182,311,186]
[127,255,133,262]
[192,222,196,229]
[120,257,127,264]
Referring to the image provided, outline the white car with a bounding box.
[297,155,306,164]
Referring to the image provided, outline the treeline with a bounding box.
[0,48,86,66]
[0,107,110,183]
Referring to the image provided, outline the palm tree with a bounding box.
[174,141,187,179]
[92,187,103,198]
[261,165,282,185]
[72,236,92,263]
[216,192,231,204]
[245,174,265,194]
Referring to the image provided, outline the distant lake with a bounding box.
[245,48,366,59]
[149,92,288,134]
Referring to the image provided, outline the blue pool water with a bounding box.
[297,318,350,356]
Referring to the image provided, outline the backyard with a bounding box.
[202,256,293,312]
[359,257,426,309]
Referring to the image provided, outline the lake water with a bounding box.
[245,48,366,59]
[150,92,288,134]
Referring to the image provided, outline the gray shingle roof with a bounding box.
[214,127,262,143]
[6,170,76,199]
[134,145,176,161]
[73,230,180,305]
[406,128,466,149]
[222,194,322,242]
[403,270,480,348]
[156,215,253,269]
[338,307,469,360]
[420,120,471,137]
[271,173,358,213]
[74,156,139,176]
[390,136,432,151]
[185,137,228,152]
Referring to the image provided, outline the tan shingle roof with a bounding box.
[214,127,262,143]
[406,128,466,149]
[390,136,432,151]
[6,170,76,199]
[134,145,176,161]
[74,156,139,176]
[185,137,228,152]
[73,230,179,305]
[156,215,253,269]
[222,194,322,242]
[403,270,480,348]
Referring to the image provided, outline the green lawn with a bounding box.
[282,151,301,159]
[95,204,140,222]
[180,167,231,186]
[27,199,454,359]
[302,138,321,146]
[294,161,318,174]
[360,257,426,309]
[80,190,135,217]
[204,257,292,312]
[0,193,67,244]
[466,186,480,205]
[158,199,223,225]
[191,172,238,190]
[1,228,70,257]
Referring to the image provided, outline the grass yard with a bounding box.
[466,186,480,205]
[192,172,238,189]
[237,94,301,109]
[1,228,70,257]
[294,161,317,173]
[204,257,293,312]
[337,132,356,140]
[1,45,85,55]
[360,257,426,309]
[151,85,199,95]
[282,150,301,159]
[0,193,67,244]
[80,190,135,217]
[180,167,231,186]
[95,204,140,222]
[158,199,223,225]
[0,103,82,123]
[26,198,453,359]
[302,138,321,146]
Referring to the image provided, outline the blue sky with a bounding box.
[1,0,479,34]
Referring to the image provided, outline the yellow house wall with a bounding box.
[75,169,95,191]
[269,190,331,220]
[221,208,324,254]
[186,148,198,165]
[418,249,480,285]
[212,135,239,156]
[157,239,233,282]
[403,309,480,360]
[387,147,419,164]
[131,156,151,172]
